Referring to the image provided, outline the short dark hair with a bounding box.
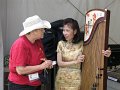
[62,18,83,44]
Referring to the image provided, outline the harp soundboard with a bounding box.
[81,9,110,90]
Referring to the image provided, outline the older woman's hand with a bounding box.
[102,49,111,57]
[41,58,52,69]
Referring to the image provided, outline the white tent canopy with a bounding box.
[0,15,4,90]
[1,0,120,55]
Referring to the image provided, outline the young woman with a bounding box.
[55,18,111,90]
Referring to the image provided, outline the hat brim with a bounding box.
[19,20,51,36]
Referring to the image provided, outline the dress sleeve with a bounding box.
[77,41,84,54]
[80,41,83,53]
[57,41,63,53]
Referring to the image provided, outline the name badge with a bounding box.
[52,61,57,66]
[28,73,39,81]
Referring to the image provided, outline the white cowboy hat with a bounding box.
[19,15,51,36]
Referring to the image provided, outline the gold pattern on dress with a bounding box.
[64,41,75,51]
[55,41,83,90]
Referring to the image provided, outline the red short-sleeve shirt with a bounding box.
[8,35,45,86]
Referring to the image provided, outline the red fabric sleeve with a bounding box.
[9,41,28,68]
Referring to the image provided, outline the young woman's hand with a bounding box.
[102,49,111,57]
[76,55,85,64]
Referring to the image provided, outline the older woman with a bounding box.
[8,15,52,90]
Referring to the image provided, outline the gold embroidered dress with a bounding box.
[55,40,83,90]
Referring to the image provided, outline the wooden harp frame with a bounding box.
[80,9,110,90]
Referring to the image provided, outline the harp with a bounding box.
[80,9,110,90]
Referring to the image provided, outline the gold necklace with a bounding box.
[65,42,75,51]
